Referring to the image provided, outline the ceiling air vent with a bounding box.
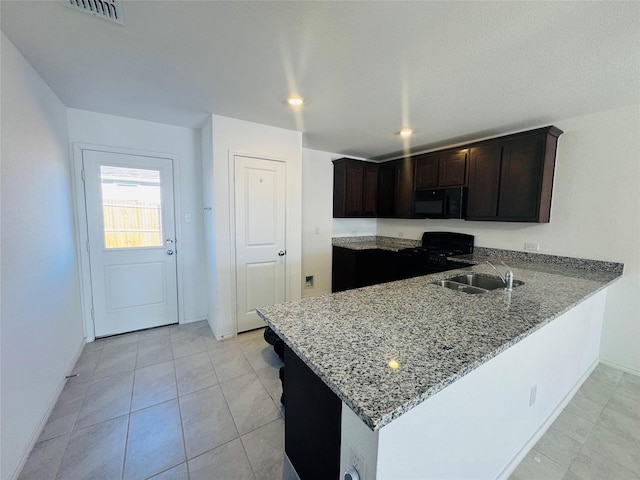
[62,0,124,25]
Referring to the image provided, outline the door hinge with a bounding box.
[81,169,85,182]
[86,240,90,253]
[90,307,95,320]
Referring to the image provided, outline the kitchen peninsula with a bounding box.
[257,248,623,480]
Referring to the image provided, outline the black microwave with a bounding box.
[414,187,465,219]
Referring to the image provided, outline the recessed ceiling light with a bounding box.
[287,96,304,106]
[399,128,413,137]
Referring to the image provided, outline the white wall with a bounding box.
[66,109,207,325]
[203,115,302,338]
[201,117,218,334]
[0,34,84,480]
[301,149,377,297]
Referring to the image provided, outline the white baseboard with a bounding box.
[599,358,640,377]
[180,316,208,325]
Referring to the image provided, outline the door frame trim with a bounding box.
[228,150,288,334]
[71,143,184,341]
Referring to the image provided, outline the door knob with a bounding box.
[278,250,286,256]
[167,250,174,255]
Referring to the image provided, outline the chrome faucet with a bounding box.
[486,261,514,292]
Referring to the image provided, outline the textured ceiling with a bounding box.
[2,1,639,158]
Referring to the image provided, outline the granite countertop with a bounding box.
[332,235,420,252]
[256,248,623,431]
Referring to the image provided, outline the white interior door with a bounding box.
[83,150,179,337]
[234,156,286,333]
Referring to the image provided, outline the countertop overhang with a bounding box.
[257,248,623,431]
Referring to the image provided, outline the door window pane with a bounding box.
[100,166,163,248]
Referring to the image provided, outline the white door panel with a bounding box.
[245,262,277,313]
[104,262,167,311]
[83,150,178,337]
[235,156,286,332]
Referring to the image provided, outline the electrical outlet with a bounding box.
[315,226,320,235]
[524,242,539,252]
[350,447,366,479]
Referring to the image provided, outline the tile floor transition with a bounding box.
[17,321,640,480]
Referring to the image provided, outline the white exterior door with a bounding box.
[234,156,286,332]
[82,150,179,337]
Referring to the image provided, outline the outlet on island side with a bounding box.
[529,384,537,407]
[349,447,366,480]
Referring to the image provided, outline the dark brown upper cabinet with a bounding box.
[376,162,396,218]
[394,157,415,218]
[415,149,468,189]
[333,158,378,218]
[467,144,502,218]
[466,126,563,222]
[333,126,561,222]
[375,158,414,218]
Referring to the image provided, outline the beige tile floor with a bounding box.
[18,321,640,480]
[510,363,640,480]
[18,321,284,480]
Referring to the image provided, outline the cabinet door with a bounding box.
[498,135,544,220]
[362,164,378,217]
[344,162,364,216]
[331,246,356,292]
[414,154,439,189]
[377,163,396,217]
[438,150,467,187]
[285,345,342,480]
[394,158,414,218]
[466,145,502,219]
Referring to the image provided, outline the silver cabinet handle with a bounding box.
[167,250,174,255]
[278,250,286,256]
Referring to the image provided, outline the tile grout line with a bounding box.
[172,346,191,480]
[564,370,620,479]
[120,337,140,480]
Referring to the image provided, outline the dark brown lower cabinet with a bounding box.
[332,246,397,293]
[284,344,342,480]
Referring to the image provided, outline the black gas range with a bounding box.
[396,232,474,278]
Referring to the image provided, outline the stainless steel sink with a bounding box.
[447,273,506,291]
[431,280,488,294]
[430,273,523,294]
